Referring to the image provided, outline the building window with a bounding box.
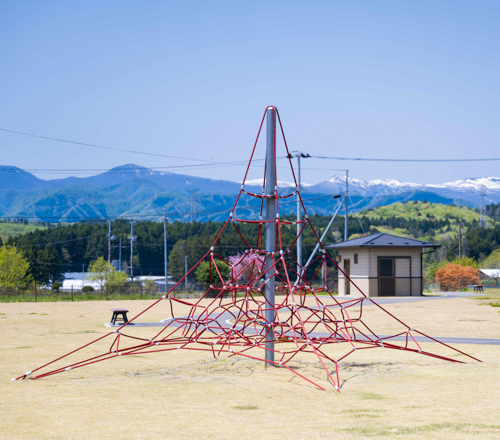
[354,253,358,264]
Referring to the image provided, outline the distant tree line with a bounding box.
[4,208,500,285]
[5,216,346,284]
[0,218,52,226]
[486,203,500,222]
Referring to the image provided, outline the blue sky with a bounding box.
[0,1,499,185]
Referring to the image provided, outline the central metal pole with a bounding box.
[164,207,168,294]
[297,155,302,279]
[265,107,276,365]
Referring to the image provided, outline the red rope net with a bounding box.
[14,107,480,390]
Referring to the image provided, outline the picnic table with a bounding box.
[472,284,484,292]
[110,308,129,325]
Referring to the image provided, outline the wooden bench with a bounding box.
[110,308,129,325]
[472,284,484,292]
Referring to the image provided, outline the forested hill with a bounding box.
[4,164,500,222]
[5,201,500,284]
[363,201,484,223]
[360,201,499,244]
[359,201,500,264]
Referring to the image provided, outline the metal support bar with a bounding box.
[300,197,344,279]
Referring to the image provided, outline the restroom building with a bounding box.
[325,233,439,297]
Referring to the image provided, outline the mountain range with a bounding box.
[0,164,498,222]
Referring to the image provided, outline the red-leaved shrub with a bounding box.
[435,263,479,291]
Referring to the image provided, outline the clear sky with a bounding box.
[0,1,499,185]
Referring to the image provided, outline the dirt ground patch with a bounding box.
[1,296,499,439]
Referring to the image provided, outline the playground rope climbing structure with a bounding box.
[14,107,481,390]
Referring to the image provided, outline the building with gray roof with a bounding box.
[326,233,439,297]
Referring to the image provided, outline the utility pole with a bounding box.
[184,255,188,296]
[479,185,487,228]
[118,237,122,271]
[288,151,310,279]
[265,106,276,365]
[164,207,168,294]
[107,219,116,264]
[456,222,463,259]
[129,221,137,281]
[344,170,349,241]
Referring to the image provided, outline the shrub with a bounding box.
[435,263,479,291]
[51,282,63,292]
[195,260,230,284]
[0,245,32,287]
[82,286,94,293]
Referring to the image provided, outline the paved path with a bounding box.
[104,292,500,345]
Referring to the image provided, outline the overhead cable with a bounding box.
[313,155,500,162]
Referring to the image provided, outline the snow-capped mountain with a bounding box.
[306,175,500,204]
[427,177,500,192]
[1,163,500,222]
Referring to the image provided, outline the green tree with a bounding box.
[42,245,64,284]
[87,257,110,291]
[106,269,129,289]
[195,260,230,284]
[31,245,64,285]
[87,257,128,290]
[0,245,32,288]
[451,256,478,269]
[482,249,500,269]
[169,240,188,280]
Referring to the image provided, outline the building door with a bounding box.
[379,258,395,296]
[344,259,351,295]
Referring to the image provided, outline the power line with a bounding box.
[5,127,499,167]
[313,155,500,162]
[0,128,220,163]
[10,226,131,248]
[0,160,267,174]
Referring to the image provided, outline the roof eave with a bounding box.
[326,244,441,249]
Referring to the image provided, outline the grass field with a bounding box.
[0,222,48,241]
[362,201,483,223]
[1,294,499,439]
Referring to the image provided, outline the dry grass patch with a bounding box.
[1,297,499,439]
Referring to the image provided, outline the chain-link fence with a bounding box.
[0,279,339,302]
[424,278,500,292]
